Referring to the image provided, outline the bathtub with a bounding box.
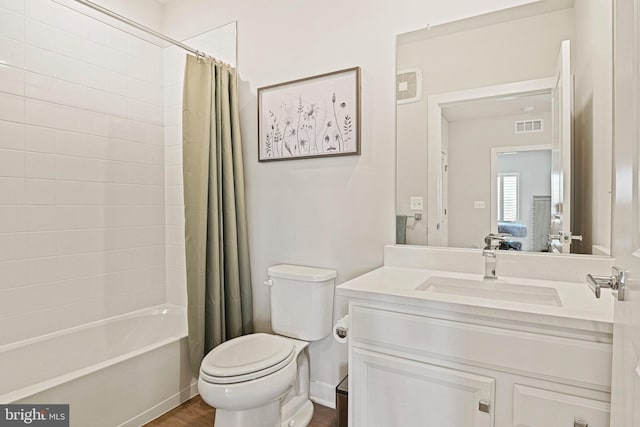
[0,304,197,427]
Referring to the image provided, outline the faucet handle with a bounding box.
[487,233,512,241]
[484,233,512,250]
[484,233,511,245]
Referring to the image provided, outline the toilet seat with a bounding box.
[200,333,295,385]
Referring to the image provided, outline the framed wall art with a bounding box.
[258,67,361,161]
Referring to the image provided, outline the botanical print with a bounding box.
[259,68,360,161]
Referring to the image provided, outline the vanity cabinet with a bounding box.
[352,347,494,427]
[512,385,610,426]
[349,303,612,427]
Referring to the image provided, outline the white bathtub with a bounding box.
[0,304,197,427]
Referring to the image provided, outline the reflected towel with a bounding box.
[396,215,408,244]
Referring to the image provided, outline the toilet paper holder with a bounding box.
[333,315,350,343]
[335,325,348,339]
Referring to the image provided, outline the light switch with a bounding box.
[410,196,424,210]
[474,201,485,209]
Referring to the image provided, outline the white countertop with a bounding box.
[336,266,614,335]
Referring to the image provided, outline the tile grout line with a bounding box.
[21,4,27,236]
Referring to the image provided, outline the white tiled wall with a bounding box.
[0,0,166,345]
[162,44,185,306]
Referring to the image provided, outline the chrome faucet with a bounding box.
[482,233,511,280]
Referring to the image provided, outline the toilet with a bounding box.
[198,264,337,427]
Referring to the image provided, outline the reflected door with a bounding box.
[550,40,573,253]
[439,150,449,246]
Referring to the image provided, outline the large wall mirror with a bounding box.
[395,0,613,256]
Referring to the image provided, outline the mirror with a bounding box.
[395,0,612,255]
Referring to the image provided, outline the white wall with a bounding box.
[397,7,574,244]
[163,22,237,306]
[447,112,551,248]
[162,0,537,407]
[0,0,166,345]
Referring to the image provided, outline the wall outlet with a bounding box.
[410,196,424,210]
[474,201,485,209]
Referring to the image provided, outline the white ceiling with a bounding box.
[441,92,551,122]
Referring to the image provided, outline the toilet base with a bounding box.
[212,397,313,427]
[281,398,313,427]
[214,400,280,427]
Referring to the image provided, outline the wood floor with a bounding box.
[145,395,336,427]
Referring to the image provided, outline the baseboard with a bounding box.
[309,380,336,409]
[119,380,198,427]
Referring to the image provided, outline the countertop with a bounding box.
[336,266,614,335]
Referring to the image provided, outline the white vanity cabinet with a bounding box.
[352,347,495,427]
[348,303,612,427]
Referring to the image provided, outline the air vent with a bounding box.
[515,119,543,133]
[397,68,422,104]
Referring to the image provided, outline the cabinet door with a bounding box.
[513,385,610,427]
[352,347,495,427]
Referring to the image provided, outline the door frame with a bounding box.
[427,78,555,246]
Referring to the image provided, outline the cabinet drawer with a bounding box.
[351,305,611,389]
[513,384,610,427]
[352,347,495,427]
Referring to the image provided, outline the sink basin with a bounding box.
[415,276,563,307]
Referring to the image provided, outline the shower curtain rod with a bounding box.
[72,0,210,59]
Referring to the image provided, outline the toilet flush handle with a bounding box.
[264,279,274,287]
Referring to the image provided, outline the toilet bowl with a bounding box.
[197,264,337,427]
[199,334,310,427]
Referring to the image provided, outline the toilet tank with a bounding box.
[267,264,337,341]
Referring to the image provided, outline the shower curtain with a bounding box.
[182,54,253,375]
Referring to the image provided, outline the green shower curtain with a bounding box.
[182,54,253,375]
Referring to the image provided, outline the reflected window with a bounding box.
[497,173,519,222]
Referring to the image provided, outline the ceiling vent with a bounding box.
[515,119,543,133]
[397,68,422,104]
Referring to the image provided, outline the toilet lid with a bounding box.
[200,333,295,384]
